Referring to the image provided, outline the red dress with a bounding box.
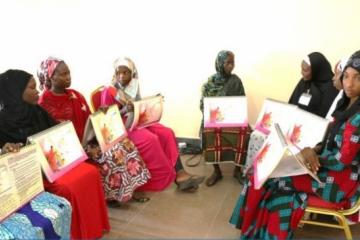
[39,89,110,239]
[43,162,109,239]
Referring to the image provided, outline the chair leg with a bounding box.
[343,223,352,240]
[299,212,311,228]
[336,215,352,240]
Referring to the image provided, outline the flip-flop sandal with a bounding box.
[176,175,205,190]
[107,200,122,208]
[132,196,150,203]
[132,193,150,203]
[233,170,245,185]
[182,184,199,193]
[205,173,223,187]
[193,175,205,185]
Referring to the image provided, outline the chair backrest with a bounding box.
[90,85,105,112]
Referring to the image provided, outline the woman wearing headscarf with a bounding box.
[200,50,249,187]
[230,50,360,239]
[325,57,349,120]
[37,57,151,204]
[289,52,339,117]
[101,57,204,192]
[0,69,110,239]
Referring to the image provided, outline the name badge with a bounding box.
[298,92,312,106]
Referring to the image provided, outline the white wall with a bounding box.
[1,0,359,138]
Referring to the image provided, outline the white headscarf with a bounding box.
[303,56,311,66]
[325,56,349,120]
[113,57,140,100]
[338,56,349,72]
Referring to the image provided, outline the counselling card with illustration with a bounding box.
[253,123,322,189]
[203,96,248,128]
[83,104,127,152]
[130,94,164,131]
[28,121,88,183]
[254,98,297,135]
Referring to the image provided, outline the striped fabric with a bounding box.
[202,126,251,166]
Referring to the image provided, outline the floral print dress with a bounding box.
[93,138,151,202]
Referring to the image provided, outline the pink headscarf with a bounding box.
[37,56,63,90]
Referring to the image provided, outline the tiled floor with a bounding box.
[103,155,360,239]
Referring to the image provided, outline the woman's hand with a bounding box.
[1,143,23,154]
[313,144,323,154]
[300,147,320,173]
[86,144,102,159]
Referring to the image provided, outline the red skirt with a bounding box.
[44,162,110,239]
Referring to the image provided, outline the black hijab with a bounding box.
[0,69,55,147]
[289,52,338,117]
[325,51,360,150]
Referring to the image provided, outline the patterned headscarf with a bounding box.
[326,50,360,150]
[203,50,235,94]
[112,57,139,99]
[343,50,360,74]
[214,50,234,82]
[37,57,63,90]
[200,50,244,111]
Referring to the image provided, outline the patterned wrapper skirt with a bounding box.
[95,138,151,202]
[202,126,251,166]
[0,192,72,240]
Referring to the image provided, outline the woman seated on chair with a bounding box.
[0,69,110,239]
[289,52,339,117]
[100,57,204,192]
[37,57,151,203]
[230,50,360,239]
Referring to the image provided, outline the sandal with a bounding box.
[205,172,223,187]
[233,167,244,185]
[176,175,205,191]
[132,192,150,203]
[107,200,122,208]
[182,184,199,193]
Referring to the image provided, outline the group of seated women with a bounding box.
[228,50,360,239]
[1,48,359,239]
[0,56,204,239]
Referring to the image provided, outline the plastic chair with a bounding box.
[89,85,105,112]
[90,85,119,113]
